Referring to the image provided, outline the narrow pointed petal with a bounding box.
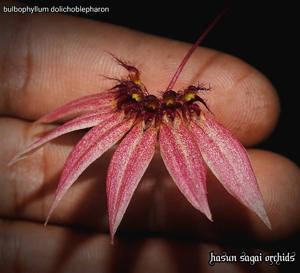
[8,112,117,166]
[45,113,134,224]
[38,91,117,123]
[159,118,212,220]
[190,116,271,228]
[107,123,157,239]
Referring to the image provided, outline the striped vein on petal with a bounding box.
[159,117,212,220]
[38,91,118,123]
[190,115,271,228]
[8,112,119,166]
[45,112,134,224]
[107,122,157,240]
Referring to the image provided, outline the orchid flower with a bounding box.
[9,15,271,242]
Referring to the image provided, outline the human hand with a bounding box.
[0,5,299,273]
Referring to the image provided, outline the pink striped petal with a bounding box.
[45,113,134,223]
[38,91,117,123]
[58,112,125,182]
[8,112,117,166]
[159,118,212,220]
[107,123,157,239]
[190,116,271,228]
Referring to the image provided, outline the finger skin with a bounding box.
[1,118,299,242]
[0,219,279,273]
[0,9,279,145]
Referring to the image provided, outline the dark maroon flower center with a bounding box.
[115,80,210,125]
[109,56,211,125]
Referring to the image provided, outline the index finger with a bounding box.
[0,9,279,145]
